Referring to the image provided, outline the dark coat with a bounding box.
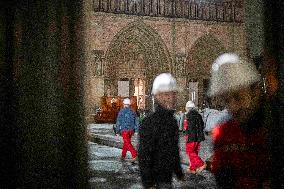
[138,104,184,188]
[185,109,205,142]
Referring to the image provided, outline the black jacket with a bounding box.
[138,104,184,188]
[185,109,205,142]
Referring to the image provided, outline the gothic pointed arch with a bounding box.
[187,34,226,107]
[187,34,226,78]
[104,21,172,108]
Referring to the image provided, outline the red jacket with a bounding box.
[211,119,271,188]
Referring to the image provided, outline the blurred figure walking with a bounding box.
[115,98,139,162]
[208,53,272,188]
[183,101,206,174]
[138,73,184,189]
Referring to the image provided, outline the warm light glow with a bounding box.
[134,78,145,109]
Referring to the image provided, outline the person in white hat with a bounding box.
[138,73,184,189]
[115,98,139,162]
[183,101,206,174]
[208,53,271,188]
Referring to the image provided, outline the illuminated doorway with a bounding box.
[118,79,130,97]
[188,81,199,107]
[134,78,145,110]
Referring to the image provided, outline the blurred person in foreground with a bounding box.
[183,101,206,174]
[138,73,185,189]
[115,98,139,162]
[207,53,272,188]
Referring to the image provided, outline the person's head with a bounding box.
[123,98,131,108]
[185,100,195,112]
[152,73,178,110]
[221,84,261,123]
[208,53,262,123]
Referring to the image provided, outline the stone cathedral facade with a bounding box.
[83,0,246,118]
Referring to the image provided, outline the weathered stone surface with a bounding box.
[83,0,246,116]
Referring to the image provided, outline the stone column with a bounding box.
[0,1,89,187]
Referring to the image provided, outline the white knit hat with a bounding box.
[208,53,261,97]
[123,98,130,105]
[186,101,195,108]
[151,73,178,95]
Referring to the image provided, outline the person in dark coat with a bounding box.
[183,101,206,174]
[138,73,184,189]
[207,53,272,188]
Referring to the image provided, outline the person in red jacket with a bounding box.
[207,53,272,188]
[183,101,206,174]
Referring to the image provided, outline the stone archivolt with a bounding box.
[104,21,172,103]
[86,11,245,113]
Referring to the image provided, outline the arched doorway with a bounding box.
[105,21,172,110]
[187,34,226,108]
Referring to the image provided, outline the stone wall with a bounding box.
[84,0,247,116]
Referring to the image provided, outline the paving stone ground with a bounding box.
[88,124,217,189]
